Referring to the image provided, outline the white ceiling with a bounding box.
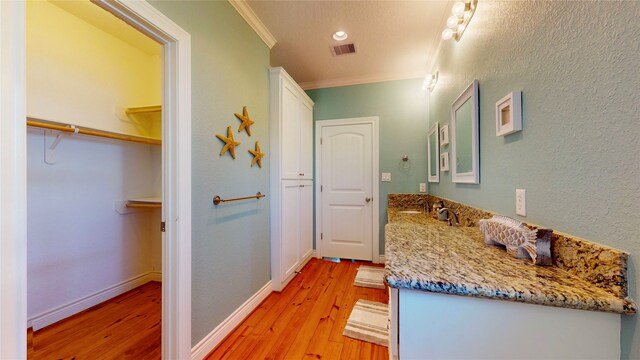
[245,0,451,89]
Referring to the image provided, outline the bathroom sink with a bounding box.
[398,210,423,214]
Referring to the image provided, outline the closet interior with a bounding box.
[26,0,163,356]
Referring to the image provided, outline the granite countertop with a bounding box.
[385,208,637,314]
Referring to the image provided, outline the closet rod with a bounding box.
[27,118,161,146]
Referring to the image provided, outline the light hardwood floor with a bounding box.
[206,258,389,360]
[27,258,387,359]
[28,281,161,360]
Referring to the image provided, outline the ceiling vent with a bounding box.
[331,43,357,56]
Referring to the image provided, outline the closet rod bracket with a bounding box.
[44,126,79,165]
[45,129,63,164]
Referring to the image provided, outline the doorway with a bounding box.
[315,117,379,262]
[0,1,191,359]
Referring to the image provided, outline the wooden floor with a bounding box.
[28,281,161,360]
[206,258,389,360]
[27,258,387,359]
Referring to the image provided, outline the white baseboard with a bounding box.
[375,255,386,264]
[28,271,161,330]
[149,271,162,282]
[191,281,273,360]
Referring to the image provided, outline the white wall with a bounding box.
[27,1,162,138]
[26,1,162,328]
[27,129,161,326]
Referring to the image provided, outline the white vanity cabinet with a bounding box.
[270,67,315,292]
[388,288,621,360]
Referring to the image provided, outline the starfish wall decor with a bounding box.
[248,141,265,168]
[234,106,255,136]
[216,126,241,159]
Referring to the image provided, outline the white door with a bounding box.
[320,123,373,260]
[281,82,301,179]
[299,100,313,179]
[281,180,300,280]
[299,180,314,261]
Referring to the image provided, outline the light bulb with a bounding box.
[441,28,455,41]
[452,2,466,17]
[447,15,460,29]
[332,31,348,41]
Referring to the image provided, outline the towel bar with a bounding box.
[213,192,265,205]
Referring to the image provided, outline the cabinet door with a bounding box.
[299,99,313,179]
[280,180,300,281]
[281,82,301,179]
[299,180,314,262]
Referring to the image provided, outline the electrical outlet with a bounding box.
[516,189,526,216]
[381,172,391,182]
[419,183,426,192]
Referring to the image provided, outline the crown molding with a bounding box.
[228,0,277,49]
[299,71,427,90]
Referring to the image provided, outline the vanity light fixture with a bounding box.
[332,31,348,41]
[424,72,438,92]
[441,0,478,42]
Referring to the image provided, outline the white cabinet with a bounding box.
[298,100,313,179]
[270,67,315,292]
[389,288,621,359]
[280,181,301,281]
[271,68,314,180]
[299,181,313,261]
[278,180,313,283]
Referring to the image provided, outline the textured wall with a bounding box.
[149,0,271,346]
[428,1,640,357]
[307,79,429,255]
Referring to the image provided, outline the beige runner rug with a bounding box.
[343,299,389,347]
[354,266,385,289]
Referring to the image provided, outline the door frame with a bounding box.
[314,116,380,263]
[0,1,192,359]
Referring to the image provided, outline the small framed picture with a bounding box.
[496,91,522,136]
[439,125,449,146]
[440,152,450,172]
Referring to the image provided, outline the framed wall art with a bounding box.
[439,125,449,146]
[496,91,522,136]
[440,152,450,172]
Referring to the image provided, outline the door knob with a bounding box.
[365,197,372,203]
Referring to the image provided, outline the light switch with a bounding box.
[516,189,526,216]
[419,183,426,192]
[381,172,391,182]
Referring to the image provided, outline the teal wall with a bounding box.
[307,79,429,255]
[428,1,640,357]
[149,0,271,346]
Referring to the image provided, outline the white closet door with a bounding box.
[299,100,314,180]
[281,82,301,179]
[299,180,314,262]
[280,180,300,281]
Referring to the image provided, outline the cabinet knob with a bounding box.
[365,197,372,203]
[299,173,304,176]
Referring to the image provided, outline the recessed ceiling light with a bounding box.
[332,31,348,41]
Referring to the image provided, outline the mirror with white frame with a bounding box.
[427,123,439,183]
[451,80,479,184]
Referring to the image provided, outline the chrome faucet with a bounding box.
[439,208,460,226]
